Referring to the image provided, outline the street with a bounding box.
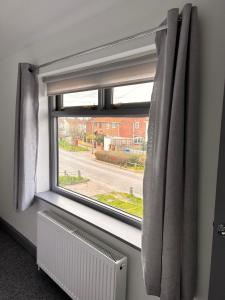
[58,149,144,197]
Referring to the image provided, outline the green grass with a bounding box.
[58,138,88,152]
[94,192,143,218]
[59,175,89,185]
[127,165,144,171]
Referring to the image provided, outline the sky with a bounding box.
[63,82,153,107]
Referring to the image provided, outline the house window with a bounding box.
[49,83,152,227]
[134,121,140,129]
[134,136,144,144]
[63,90,98,107]
[113,82,153,104]
[47,55,156,227]
[112,122,117,128]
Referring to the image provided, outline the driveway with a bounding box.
[58,149,144,197]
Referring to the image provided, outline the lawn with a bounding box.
[127,164,144,171]
[58,138,89,152]
[94,191,143,218]
[59,175,89,185]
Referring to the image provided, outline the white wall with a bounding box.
[0,1,224,299]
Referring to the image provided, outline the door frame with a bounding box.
[208,84,225,299]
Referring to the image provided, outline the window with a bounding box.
[113,82,153,105]
[134,137,144,144]
[49,82,152,228]
[134,121,140,129]
[63,90,98,107]
[46,55,156,227]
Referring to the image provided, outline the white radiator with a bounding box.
[37,211,127,300]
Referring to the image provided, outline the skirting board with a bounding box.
[0,217,36,258]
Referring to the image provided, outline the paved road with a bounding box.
[59,149,143,196]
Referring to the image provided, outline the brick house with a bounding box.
[86,117,148,143]
[58,117,148,148]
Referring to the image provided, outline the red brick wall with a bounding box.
[86,117,147,139]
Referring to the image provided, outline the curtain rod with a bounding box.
[38,23,171,70]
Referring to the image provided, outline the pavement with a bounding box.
[58,149,144,197]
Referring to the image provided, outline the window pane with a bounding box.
[113,82,153,104]
[63,90,98,107]
[57,116,148,219]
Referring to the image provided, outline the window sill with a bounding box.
[35,191,141,251]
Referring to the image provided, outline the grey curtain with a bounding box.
[142,4,199,300]
[14,63,39,211]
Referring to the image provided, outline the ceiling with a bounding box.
[0,0,166,63]
[0,0,122,60]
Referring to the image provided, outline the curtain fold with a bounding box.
[14,63,39,211]
[142,4,199,300]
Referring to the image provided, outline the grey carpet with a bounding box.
[0,229,71,299]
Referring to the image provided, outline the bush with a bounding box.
[127,154,140,164]
[95,134,104,145]
[137,154,146,166]
[95,150,145,168]
[86,134,94,143]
